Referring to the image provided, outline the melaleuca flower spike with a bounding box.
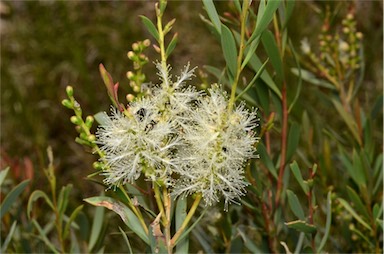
[172,85,259,210]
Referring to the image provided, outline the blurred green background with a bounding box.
[0,1,382,251]
[1,0,382,206]
[1,1,381,180]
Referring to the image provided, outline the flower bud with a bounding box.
[143,39,151,47]
[132,42,139,51]
[127,51,135,60]
[62,99,73,109]
[126,71,134,79]
[133,85,140,93]
[88,134,96,142]
[126,94,135,102]
[85,115,94,128]
[356,32,363,39]
[70,116,81,125]
[66,86,74,97]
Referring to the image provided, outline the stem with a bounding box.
[154,184,167,224]
[156,2,168,72]
[50,178,66,253]
[119,186,149,235]
[275,81,288,207]
[228,0,249,113]
[170,194,202,247]
[162,188,172,254]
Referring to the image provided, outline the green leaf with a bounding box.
[27,190,54,219]
[89,205,105,252]
[1,179,30,219]
[332,98,362,145]
[1,221,17,253]
[248,54,281,98]
[202,0,221,33]
[32,219,60,254]
[351,150,367,186]
[291,68,335,89]
[119,227,133,254]
[139,16,159,42]
[175,198,188,254]
[221,24,238,79]
[248,0,281,44]
[261,30,283,81]
[317,191,332,253]
[285,220,316,234]
[373,203,383,224]
[290,161,309,194]
[242,36,261,70]
[258,142,277,179]
[337,198,372,231]
[288,40,303,112]
[238,226,264,253]
[58,184,72,220]
[204,65,228,85]
[236,58,268,101]
[166,33,178,58]
[294,232,305,254]
[174,208,207,246]
[283,0,295,28]
[84,196,149,245]
[148,215,167,254]
[0,167,9,186]
[286,190,305,220]
[346,186,370,220]
[286,122,300,162]
[63,205,84,239]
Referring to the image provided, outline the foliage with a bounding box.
[1,1,382,253]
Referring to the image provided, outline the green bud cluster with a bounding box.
[62,86,98,150]
[126,39,151,101]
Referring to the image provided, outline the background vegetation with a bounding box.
[1,1,382,253]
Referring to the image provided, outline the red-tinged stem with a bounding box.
[275,81,288,207]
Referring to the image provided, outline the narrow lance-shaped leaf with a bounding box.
[84,196,149,245]
[0,167,9,186]
[286,190,305,220]
[166,33,178,58]
[221,24,238,79]
[99,64,124,111]
[337,198,372,231]
[119,227,133,254]
[1,221,17,253]
[27,190,55,219]
[139,15,159,42]
[285,220,317,234]
[88,205,105,252]
[248,0,282,44]
[236,58,269,101]
[317,191,332,253]
[346,186,370,220]
[202,0,221,34]
[175,198,188,254]
[286,122,300,162]
[1,179,30,219]
[290,161,309,194]
[63,205,84,239]
[261,30,284,81]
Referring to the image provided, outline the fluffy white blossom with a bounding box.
[96,63,199,186]
[172,86,259,210]
[97,64,259,210]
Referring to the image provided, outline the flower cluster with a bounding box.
[96,64,259,209]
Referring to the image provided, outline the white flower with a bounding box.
[96,63,200,187]
[97,98,181,186]
[173,85,259,210]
